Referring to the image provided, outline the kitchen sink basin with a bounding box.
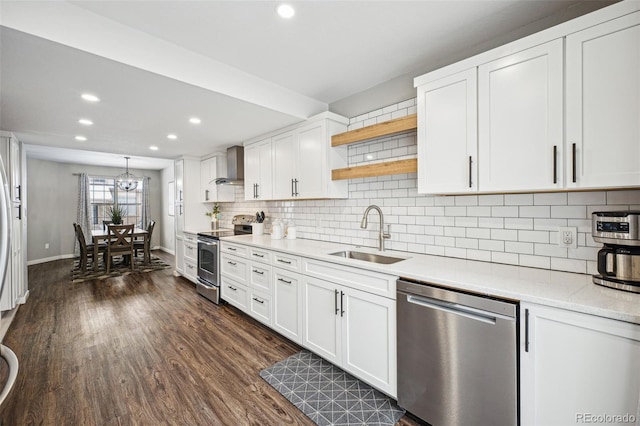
[329,250,405,264]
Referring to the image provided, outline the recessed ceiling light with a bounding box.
[78,118,93,126]
[277,4,295,19]
[75,135,87,141]
[81,93,100,102]
[189,117,201,124]
[149,146,159,151]
[167,134,177,140]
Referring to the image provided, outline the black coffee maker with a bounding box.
[592,211,640,293]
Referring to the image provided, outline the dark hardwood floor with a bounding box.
[0,251,421,425]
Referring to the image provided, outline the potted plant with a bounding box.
[205,203,221,229]
[107,205,126,225]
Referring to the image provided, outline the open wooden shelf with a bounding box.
[331,114,417,147]
[332,158,417,180]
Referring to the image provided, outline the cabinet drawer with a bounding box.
[221,254,247,282]
[249,262,272,293]
[184,232,197,244]
[272,251,302,272]
[249,290,272,326]
[249,247,271,263]
[183,241,197,261]
[184,258,198,283]
[303,258,397,298]
[221,242,248,258]
[221,276,248,312]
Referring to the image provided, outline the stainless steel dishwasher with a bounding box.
[397,278,518,426]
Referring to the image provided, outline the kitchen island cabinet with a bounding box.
[520,303,640,425]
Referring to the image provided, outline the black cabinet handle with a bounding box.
[227,261,236,266]
[468,156,473,188]
[16,185,21,201]
[278,278,292,284]
[340,291,345,317]
[16,205,21,220]
[253,253,264,258]
[205,189,210,201]
[334,289,339,315]
[252,297,264,304]
[572,143,577,183]
[525,308,530,352]
[228,247,236,251]
[229,285,237,291]
[294,179,299,196]
[252,269,264,275]
[277,259,292,265]
[291,178,295,197]
[552,145,557,184]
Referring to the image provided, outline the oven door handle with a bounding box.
[198,240,218,247]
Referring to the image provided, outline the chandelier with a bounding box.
[116,157,139,191]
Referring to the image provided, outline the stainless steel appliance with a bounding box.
[196,215,253,304]
[0,155,18,406]
[593,211,640,294]
[397,279,518,426]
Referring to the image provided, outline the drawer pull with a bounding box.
[227,247,237,251]
[252,297,264,304]
[277,259,292,265]
[253,253,265,258]
[227,261,237,266]
[252,269,264,275]
[228,286,237,291]
[278,278,292,284]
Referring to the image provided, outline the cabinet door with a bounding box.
[296,121,327,199]
[341,287,397,397]
[417,68,478,194]
[174,235,184,274]
[566,12,640,189]
[478,39,563,192]
[273,269,303,344]
[272,131,297,199]
[244,139,273,200]
[174,160,184,202]
[200,157,213,202]
[302,276,341,364]
[520,303,640,426]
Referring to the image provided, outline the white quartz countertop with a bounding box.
[221,234,640,325]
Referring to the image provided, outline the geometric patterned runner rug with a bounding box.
[71,255,171,283]
[260,350,405,426]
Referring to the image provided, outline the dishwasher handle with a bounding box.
[406,294,515,325]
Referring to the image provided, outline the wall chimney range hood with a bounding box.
[215,146,244,185]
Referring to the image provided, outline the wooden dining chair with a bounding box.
[74,223,106,272]
[105,224,135,273]
[134,220,155,263]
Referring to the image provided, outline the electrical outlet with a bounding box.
[45,243,49,249]
[557,227,577,248]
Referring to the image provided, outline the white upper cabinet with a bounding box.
[200,154,234,203]
[244,138,273,200]
[417,68,478,194]
[272,131,297,199]
[246,112,348,201]
[566,11,640,189]
[478,39,563,192]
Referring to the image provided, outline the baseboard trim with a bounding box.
[17,290,29,305]
[27,254,75,265]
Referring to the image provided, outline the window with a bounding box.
[89,176,143,230]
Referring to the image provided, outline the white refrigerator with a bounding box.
[0,155,18,406]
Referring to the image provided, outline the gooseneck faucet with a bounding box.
[360,205,391,251]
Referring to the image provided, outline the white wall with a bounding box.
[26,158,164,263]
[215,98,640,275]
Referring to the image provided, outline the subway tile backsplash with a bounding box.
[219,98,640,275]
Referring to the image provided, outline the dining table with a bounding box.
[91,227,149,271]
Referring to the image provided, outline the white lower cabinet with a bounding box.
[520,303,640,426]
[273,268,304,344]
[303,275,397,397]
[248,289,272,326]
[221,275,249,312]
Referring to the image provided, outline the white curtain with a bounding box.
[141,176,151,229]
[75,173,92,254]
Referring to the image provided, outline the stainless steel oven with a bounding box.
[196,215,253,304]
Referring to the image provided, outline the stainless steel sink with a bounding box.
[329,250,405,264]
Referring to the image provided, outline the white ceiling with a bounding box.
[0,0,616,170]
